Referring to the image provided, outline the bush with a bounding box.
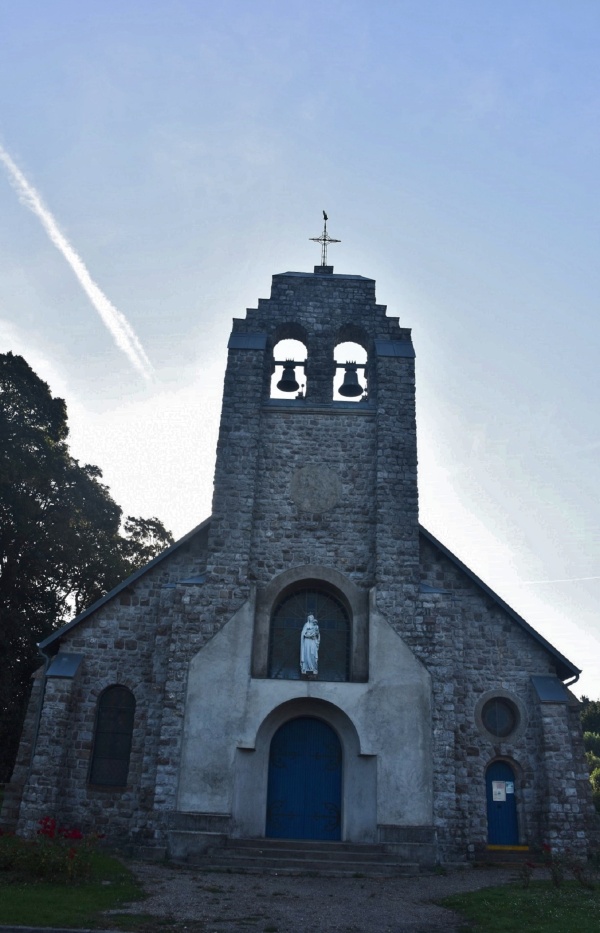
[587,751,600,773]
[584,732,600,757]
[580,698,600,734]
[591,768,600,815]
[0,817,103,883]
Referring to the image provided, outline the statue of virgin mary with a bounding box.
[300,613,320,675]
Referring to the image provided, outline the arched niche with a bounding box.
[252,565,369,682]
[333,340,368,402]
[270,337,307,399]
[268,586,350,682]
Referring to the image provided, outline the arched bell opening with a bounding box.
[270,338,307,399]
[333,341,368,402]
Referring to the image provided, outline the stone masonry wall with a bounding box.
[539,702,598,854]
[16,526,209,843]
[417,534,594,858]
[249,408,377,588]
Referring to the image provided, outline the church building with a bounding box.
[3,247,595,866]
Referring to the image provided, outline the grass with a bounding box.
[0,851,145,928]
[442,880,600,933]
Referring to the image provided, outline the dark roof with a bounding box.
[419,525,580,682]
[38,517,211,652]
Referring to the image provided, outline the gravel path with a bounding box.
[112,861,518,932]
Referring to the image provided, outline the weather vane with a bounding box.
[310,211,341,267]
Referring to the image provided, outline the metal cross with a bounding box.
[310,211,341,266]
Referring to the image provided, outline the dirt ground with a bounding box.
[111,861,518,932]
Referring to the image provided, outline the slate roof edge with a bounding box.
[38,517,212,652]
[273,271,375,281]
[419,525,581,681]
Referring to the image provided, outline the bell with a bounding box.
[276,361,300,393]
[338,363,364,397]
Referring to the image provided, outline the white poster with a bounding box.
[492,780,506,802]
[506,781,515,794]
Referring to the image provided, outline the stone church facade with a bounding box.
[3,264,595,864]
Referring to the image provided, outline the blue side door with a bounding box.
[266,717,342,840]
[486,760,519,845]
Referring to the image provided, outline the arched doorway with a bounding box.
[266,717,342,840]
[486,761,519,845]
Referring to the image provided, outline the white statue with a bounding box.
[300,613,320,675]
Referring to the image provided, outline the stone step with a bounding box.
[190,852,420,877]
[219,837,438,867]
[224,838,389,856]
[474,846,532,867]
[214,845,396,863]
[168,831,435,874]
[179,836,427,876]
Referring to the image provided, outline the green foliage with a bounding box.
[0,850,142,927]
[580,701,600,813]
[0,817,102,883]
[536,844,596,890]
[0,352,174,780]
[442,881,600,933]
[584,732,600,758]
[590,767,600,814]
[580,697,600,734]
[586,750,600,771]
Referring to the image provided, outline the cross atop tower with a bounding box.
[310,211,341,269]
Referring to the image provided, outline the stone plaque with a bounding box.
[290,464,341,513]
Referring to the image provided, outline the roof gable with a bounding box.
[39,517,211,652]
[419,525,580,682]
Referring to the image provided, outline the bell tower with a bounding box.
[204,260,419,647]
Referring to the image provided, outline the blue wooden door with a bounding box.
[266,717,342,840]
[486,761,519,845]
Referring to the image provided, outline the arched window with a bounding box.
[271,339,307,399]
[89,685,135,787]
[333,341,367,401]
[268,588,350,682]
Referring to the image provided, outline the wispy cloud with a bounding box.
[511,576,600,586]
[0,144,153,380]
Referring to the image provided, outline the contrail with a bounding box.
[0,144,153,380]
[511,576,600,586]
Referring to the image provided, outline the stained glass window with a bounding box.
[89,685,135,786]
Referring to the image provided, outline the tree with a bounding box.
[580,697,600,814]
[580,696,600,734]
[0,353,174,780]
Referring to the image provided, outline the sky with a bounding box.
[0,1,598,696]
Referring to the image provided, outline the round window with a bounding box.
[481,697,518,738]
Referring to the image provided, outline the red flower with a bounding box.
[37,817,57,838]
